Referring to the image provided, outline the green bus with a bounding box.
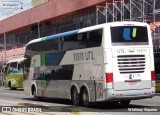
[4,58,26,90]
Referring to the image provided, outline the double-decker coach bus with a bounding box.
[24,22,155,106]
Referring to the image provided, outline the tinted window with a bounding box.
[26,39,59,55]
[25,29,103,56]
[111,26,148,45]
[9,62,18,72]
[10,62,17,68]
[62,34,87,51]
[62,29,102,50]
[37,39,58,52]
[88,29,102,48]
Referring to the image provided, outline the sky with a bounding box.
[0,0,31,20]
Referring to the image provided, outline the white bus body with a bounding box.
[24,22,155,106]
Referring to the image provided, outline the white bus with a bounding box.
[24,22,155,106]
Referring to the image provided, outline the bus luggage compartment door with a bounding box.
[112,55,151,91]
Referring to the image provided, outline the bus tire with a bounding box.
[8,81,14,90]
[71,88,80,106]
[81,88,90,107]
[33,88,40,101]
[8,81,11,89]
[120,100,131,106]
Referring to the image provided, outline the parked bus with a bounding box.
[24,22,155,106]
[5,58,26,90]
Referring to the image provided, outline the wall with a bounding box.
[32,0,48,7]
[0,0,110,34]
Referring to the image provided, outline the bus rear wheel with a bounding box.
[81,88,90,107]
[71,88,80,106]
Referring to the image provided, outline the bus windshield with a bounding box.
[111,26,148,46]
[10,62,18,71]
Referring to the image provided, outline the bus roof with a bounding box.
[7,58,26,64]
[26,23,105,47]
[26,21,148,47]
[27,29,80,46]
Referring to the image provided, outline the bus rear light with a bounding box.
[106,73,113,83]
[151,71,156,81]
[151,71,156,87]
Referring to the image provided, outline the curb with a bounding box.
[155,93,160,96]
[17,102,81,113]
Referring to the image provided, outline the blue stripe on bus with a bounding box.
[46,30,79,40]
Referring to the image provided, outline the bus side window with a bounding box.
[87,29,102,48]
[77,34,82,41]
[59,37,64,51]
[77,33,87,49]
[63,35,77,50]
[18,63,23,71]
[87,32,90,40]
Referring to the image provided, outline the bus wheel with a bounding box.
[71,88,80,106]
[8,81,12,90]
[33,88,40,101]
[81,88,90,107]
[8,81,16,90]
[120,100,131,106]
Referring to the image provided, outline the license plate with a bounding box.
[128,81,137,85]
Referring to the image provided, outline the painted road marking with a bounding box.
[0,99,18,104]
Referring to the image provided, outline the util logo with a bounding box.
[123,28,137,40]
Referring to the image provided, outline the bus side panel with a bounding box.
[59,47,106,102]
[37,80,57,98]
[24,68,35,96]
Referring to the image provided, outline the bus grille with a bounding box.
[117,55,145,74]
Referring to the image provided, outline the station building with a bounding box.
[0,0,160,65]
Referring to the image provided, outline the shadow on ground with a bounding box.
[20,97,148,112]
